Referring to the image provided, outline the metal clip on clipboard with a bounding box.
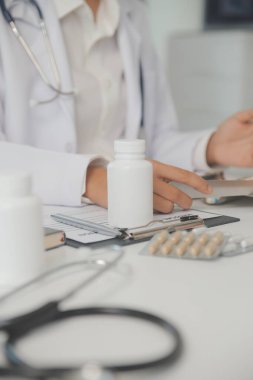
[121,216,205,241]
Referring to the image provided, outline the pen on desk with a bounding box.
[126,216,205,240]
[51,214,122,238]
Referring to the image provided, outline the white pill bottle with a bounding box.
[108,140,153,228]
[0,172,44,286]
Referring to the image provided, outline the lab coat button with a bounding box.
[65,143,74,153]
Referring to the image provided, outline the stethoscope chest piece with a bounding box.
[64,363,115,380]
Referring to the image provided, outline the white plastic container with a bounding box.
[108,140,153,228]
[0,172,44,286]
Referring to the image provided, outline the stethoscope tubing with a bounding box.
[0,247,183,379]
[0,0,43,22]
[4,305,183,378]
[0,0,75,105]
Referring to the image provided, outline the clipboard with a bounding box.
[51,213,206,241]
[51,213,240,248]
[48,203,241,248]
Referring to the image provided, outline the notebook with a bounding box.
[44,227,66,250]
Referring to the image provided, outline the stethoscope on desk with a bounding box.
[0,246,182,379]
[0,0,75,106]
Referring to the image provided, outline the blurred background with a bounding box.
[147,0,253,131]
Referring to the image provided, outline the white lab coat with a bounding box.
[0,0,208,205]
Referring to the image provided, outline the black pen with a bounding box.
[126,216,205,240]
[180,215,199,222]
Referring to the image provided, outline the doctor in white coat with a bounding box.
[0,0,253,212]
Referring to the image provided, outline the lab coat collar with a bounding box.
[53,0,124,20]
[53,0,83,19]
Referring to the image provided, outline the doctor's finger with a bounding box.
[152,160,211,194]
[235,109,253,123]
[154,179,192,210]
[153,194,174,214]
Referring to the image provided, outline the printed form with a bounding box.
[43,204,219,245]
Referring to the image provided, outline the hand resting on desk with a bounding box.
[84,160,211,213]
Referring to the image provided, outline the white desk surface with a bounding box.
[1,197,253,380]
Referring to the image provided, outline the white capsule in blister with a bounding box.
[189,243,202,257]
[148,240,161,255]
[183,232,195,245]
[228,234,243,244]
[240,238,253,248]
[148,245,157,255]
[210,240,219,247]
[197,232,209,245]
[212,231,224,245]
[204,242,217,257]
[170,231,182,244]
[207,239,219,249]
[156,230,169,244]
[222,242,237,253]
[176,242,188,257]
[161,240,174,255]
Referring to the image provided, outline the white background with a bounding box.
[148,0,204,66]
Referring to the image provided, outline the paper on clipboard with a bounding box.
[44,204,236,245]
[171,179,253,199]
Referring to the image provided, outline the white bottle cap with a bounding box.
[0,171,32,198]
[114,139,146,154]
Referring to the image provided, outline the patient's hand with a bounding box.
[207,109,253,167]
[84,161,211,213]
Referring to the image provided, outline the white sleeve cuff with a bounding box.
[192,131,214,171]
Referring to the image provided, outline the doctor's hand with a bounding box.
[84,162,212,213]
[151,160,211,213]
[85,166,108,208]
[206,109,253,167]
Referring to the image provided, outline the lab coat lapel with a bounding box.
[118,5,142,139]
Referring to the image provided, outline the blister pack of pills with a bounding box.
[140,230,228,260]
[221,234,253,257]
[140,229,253,260]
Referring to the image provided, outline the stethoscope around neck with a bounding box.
[0,0,75,106]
